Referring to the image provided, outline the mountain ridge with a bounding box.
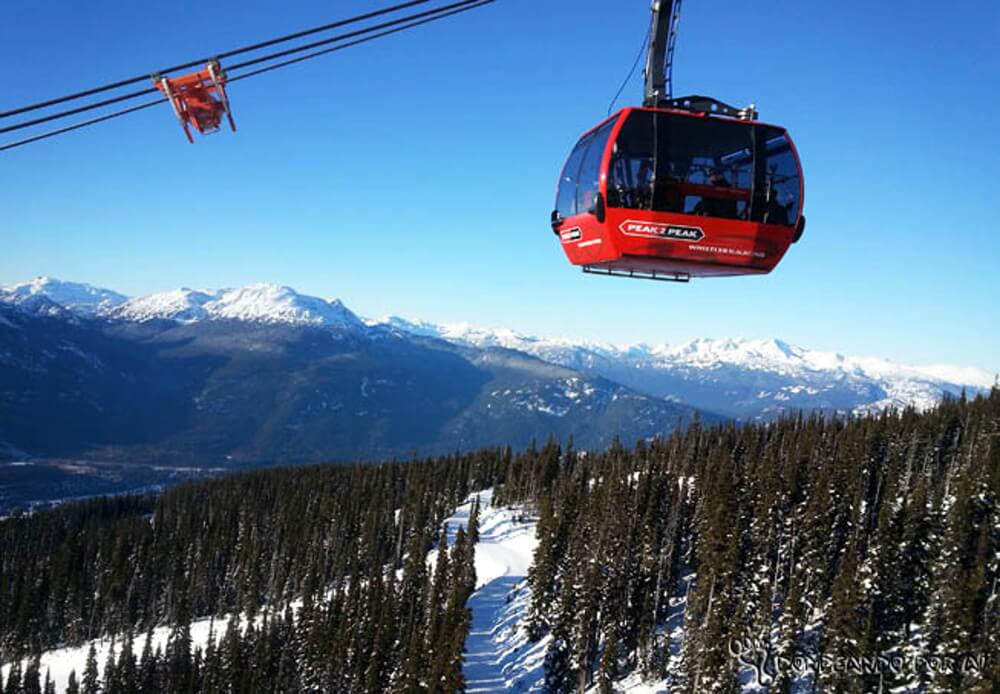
[370,315,993,418]
[2,277,993,510]
[3,277,993,423]
[0,289,703,472]
[376,314,994,389]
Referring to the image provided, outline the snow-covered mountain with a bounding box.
[2,279,364,330]
[107,283,365,330]
[2,278,993,420]
[1,281,699,473]
[374,318,995,419]
[0,277,126,316]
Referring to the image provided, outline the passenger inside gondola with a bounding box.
[694,170,741,219]
[764,189,790,225]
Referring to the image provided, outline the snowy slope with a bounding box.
[431,488,537,590]
[0,290,75,320]
[0,617,232,693]
[441,489,688,693]
[109,287,217,323]
[199,284,363,328]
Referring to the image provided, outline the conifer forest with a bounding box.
[1,391,997,692]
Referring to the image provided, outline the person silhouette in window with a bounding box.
[695,169,739,219]
[764,188,790,225]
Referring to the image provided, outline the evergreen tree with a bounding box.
[165,607,193,693]
[526,495,557,640]
[21,655,41,694]
[101,639,117,694]
[425,525,451,689]
[4,659,21,694]
[220,617,245,694]
[596,621,620,694]
[81,644,99,694]
[137,631,157,694]
[468,496,481,545]
[115,632,137,694]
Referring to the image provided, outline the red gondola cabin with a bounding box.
[551,105,805,281]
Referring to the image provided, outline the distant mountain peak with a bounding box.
[1,277,127,316]
[107,282,364,329]
[657,336,810,368]
[0,278,366,330]
[111,287,214,323]
[203,283,362,328]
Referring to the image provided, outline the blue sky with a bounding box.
[1,0,998,373]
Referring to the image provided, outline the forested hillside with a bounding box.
[1,391,997,692]
[518,391,999,692]
[0,455,502,692]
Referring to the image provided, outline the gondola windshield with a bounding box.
[604,110,801,226]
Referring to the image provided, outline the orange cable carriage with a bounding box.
[153,60,236,143]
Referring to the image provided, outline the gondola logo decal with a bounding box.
[620,220,705,242]
[560,227,583,243]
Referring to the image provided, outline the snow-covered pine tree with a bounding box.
[81,643,99,694]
